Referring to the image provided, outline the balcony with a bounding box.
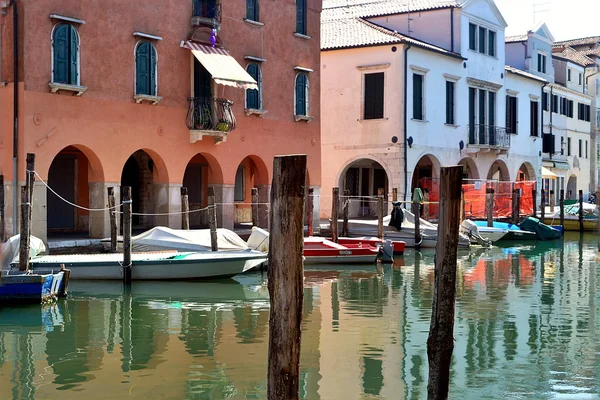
[192,0,221,29]
[467,125,510,153]
[186,97,236,144]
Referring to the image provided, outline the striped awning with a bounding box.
[542,166,557,179]
[182,41,258,90]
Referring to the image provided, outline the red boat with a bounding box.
[337,237,406,256]
[303,237,379,264]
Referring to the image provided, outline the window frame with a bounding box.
[478,26,487,54]
[51,23,81,86]
[468,23,477,51]
[530,100,539,137]
[537,53,547,74]
[412,73,425,121]
[363,71,385,120]
[488,30,496,57]
[245,63,262,110]
[567,137,572,156]
[234,165,245,202]
[579,139,582,158]
[568,69,571,82]
[294,71,309,117]
[506,94,518,134]
[296,0,307,36]
[134,40,158,97]
[445,80,456,125]
[246,0,260,22]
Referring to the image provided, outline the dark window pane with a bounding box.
[296,0,307,35]
[246,63,261,109]
[295,73,308,116]
[469,23,477,50]
[478,26,486,54]
[445,81,455,124]
[488,31,496,56]
[364,72,384,120]
[412,74,423,120]
[246,0,259,21]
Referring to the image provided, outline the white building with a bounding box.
[321,0,544,218]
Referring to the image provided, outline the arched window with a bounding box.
[135,41,158,96]
[246,63,261,110]
[52,24,79,85]
[246,0,259,22]
[295,72,309,116]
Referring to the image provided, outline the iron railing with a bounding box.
[186,97,236,133]
[468,124,510,148]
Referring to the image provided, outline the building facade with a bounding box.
[321,0,544,218]
[0,0,322,242]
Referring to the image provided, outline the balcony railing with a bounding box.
[192,0,222,27]
[468,124,510,149]
[186,97,236,133]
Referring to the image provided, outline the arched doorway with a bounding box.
[487,160,510,181]
[517,162,536,181]
[338,158,389,217]
[458,157,480,181]
[183,153,223,228]
[566,175,577,199]
[412,155,441,193]
[47,145,104,237]
[120,149,168,230]
[233,155,269,225]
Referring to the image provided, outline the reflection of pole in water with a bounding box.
[120,284,133,373]
[11,334,35,400]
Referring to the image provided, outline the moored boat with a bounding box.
[0,269,69,303]
[473,220,537,242]
[303,237,379,264]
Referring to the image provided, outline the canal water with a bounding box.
[1,233,599,399]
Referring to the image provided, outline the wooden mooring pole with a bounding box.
[512,189,520,225]
[531,189,537,217]
[460,188,465,223]
[426,166,463,400]
[307,188,314,237]
[252,187,259,227]
[181,187,190,230]
[550,190,555,213]
[18,186,30,271]
[108,187,117,252]
[541,188,546,223]
[0,174,4,242]
[392,188,398,202]
[342,190,349,237]
[267,154,306,400]
[331,187,339,243]
[414,202,421,250]
[559,190,565,232]
[208,187,218,251]
[122,186,132,283]
[486,188,494,228]
[424,190,430,221]
[26,153,35,223]
[377,188,384,239]
[579,189,584,232]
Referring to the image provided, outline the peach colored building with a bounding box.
[0,0,321,242]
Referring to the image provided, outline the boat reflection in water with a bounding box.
[0,233,599,399]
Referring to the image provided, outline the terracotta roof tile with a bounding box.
[554,36,600,47]
[552,47,596,67]
[322,0,460,20]
[505,34,528,43]
[505,66,546,83]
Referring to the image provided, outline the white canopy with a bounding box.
[131,226,250,253]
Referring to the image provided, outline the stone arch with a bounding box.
[517,162,536,182]
[412,153,442,192]
[458,157,480,180]
[566,174,577,199]
[335,154,393,191]
[233,155,270,225]
[182,153,225,228]
[487,159,510,181]
[46,145,106,238]
[337,156,390,217]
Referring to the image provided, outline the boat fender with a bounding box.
[379,240,394,263]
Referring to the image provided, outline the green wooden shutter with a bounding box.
[469,24,476,50]
[69,25,78,85]
[246,64,260,109]
[295,73,307,116]
[445,81,454,124]
[296,0,306,35]
[150,44,157,96]
[364,73,384,119]
[136,42,150,95]
[468,88,476,144]
[53,24,69,84]
[247,0,259,21]
[412,74,422,120]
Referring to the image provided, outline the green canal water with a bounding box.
[1,233,599,399]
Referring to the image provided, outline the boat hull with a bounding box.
[0,270,68,303]
[541,218,597,231]
[303,248,378,264]
[475,228,508,243]
[21,251,267,280]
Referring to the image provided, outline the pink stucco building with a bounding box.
[0,0,321,242]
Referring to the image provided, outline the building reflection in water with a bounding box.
[0,234,598,399]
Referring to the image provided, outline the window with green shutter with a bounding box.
[135,41,157,96]
[488,31,496,57]
[364,72,384,120]
[296,0,307,35]
[295,72,308,116]
[246,63,261,110]
[469,23,477,51]
[52,24,79,85]
[246,0,259,21]
[478,26,487,54]
[445,81,455,125]
[412,73,423,120]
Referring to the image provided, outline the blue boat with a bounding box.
[0,269,70,304]
[473,220,537,241]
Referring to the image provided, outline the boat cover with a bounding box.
[518,217,562,240]
[1,234,47,269]
[131,227,250,252]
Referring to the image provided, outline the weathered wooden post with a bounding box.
[307,188,314,237]
[18,186,30,271]
[512,189,520,225]
[342,190,349,237]
[559,190,565,231]
[208,187,218,251]
[252,187,259,227]
[541,188,546,223]
[532,189,537,217]
[579,189,584,232]
[392,188,398,202]
[331,187,339,243]
[377,188,384,239]
[414,202,421,250]
[26,153,35,223]
[108,187,118,252]
[122,186,132,284]
[550,190,555,213]
[596,190,600,236]
[267,154,306,400]
[181,187,190,230]
[486,188,494,227]
[424,190,430,221]
[460,188,465,222]
[426,166,462,400]
[0,175,4,242]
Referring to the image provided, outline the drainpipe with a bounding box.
[9,0,18,233]
[450,8,454,53]
[403,43,412,202]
